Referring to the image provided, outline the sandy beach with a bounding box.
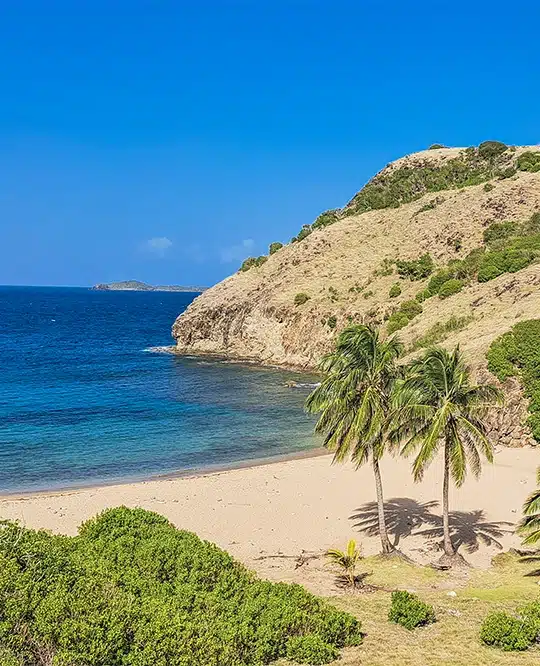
[1,447,538,595]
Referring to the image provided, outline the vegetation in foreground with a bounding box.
[0,507,361,666]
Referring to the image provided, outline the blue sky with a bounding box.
[0,1,539,287]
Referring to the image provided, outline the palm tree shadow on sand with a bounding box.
[350,498,514,556]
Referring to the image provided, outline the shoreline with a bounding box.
[1,445,537,595]
[0,446,329,500]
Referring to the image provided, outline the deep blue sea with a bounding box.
[0,286,319,493]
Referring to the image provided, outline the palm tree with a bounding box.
[519,467,540,545]
[392,346,502,562]
[326,539,363,588]
[305,324,403,554]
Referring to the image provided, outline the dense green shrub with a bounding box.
[327,315,337,329]
[292,225,313,243]
[387,312,410,335]
[396,254,434,280]
[483,182,495,192]
[517,151,540,173]
[0,508,362,666]
[477,140,508,160]
[483,220,517,244]
[477,248,535,282]
[438,278,464,299]
[427,269,453,295]
[388,591,435,630]
[269,242,283,255]
[286,635,340,665]
[240,256,267,272]
[389,283,402,298]
[294,292,310,306]
[480,612,537,651]
[399,300,423,319]
[312,209,340,230]
[415,288,432,302]
[487,320,540,442]
[428,143,446,150]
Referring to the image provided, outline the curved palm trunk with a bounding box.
[442,442,455,557]
[372,458,394,553]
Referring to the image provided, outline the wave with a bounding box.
[142,346,177,354]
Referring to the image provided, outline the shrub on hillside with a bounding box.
[427,269,453,295]
[388,591,435,630]
[477,140,508,160]
[389,283,402,298]
[483,220,517,245]
[428,143,446,149]
[269,242,283,255]
[399,300,423,319]
[240,256,267,272]
[480,611,537,651]
[483,182,495,192]
[438,278,464,299]
[410,315,473,350]
[487,320,540,442]
[327,315,337,329]
[517,151,540,173]
[396,254,434,280]
[477,248,535,282]
[0,508,362,666]
[312,209,340,230]
[294,293,310,306]
[387,312,410,335]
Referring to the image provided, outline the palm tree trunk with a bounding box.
[442,442,455,557]
[373,458,393,554]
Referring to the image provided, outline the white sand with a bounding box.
[1,447,538,595]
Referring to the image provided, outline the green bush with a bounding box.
[438,278,463,299]
[294,293,310,306]
[487,320,540,442]
[483,182,495,192]
[477,140,508,160]
[399,300,423,319]
[428,143,446,149]
[0,508,361,666]
[312,209,340,230]
[483,220,517,244]
[387,312,410,335]
[269,242,283,255]
[415,288,432,302]
[240,256,267,271]
[480,612,537,651]
[427,269,453,295]
[327,315,337,329]
[477,248,535,282]
[286,635,340,665]
[389,283,402,298]
[388,591,435,630]
[517,151,540,173]
[396,254,434,280]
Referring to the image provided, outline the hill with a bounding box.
[172,142,540,445]
[93,280,206,292]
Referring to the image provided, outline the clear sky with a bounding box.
[1,1,539,287]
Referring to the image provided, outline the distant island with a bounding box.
[93,280,207,292]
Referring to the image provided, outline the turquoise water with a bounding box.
[0,286,319,493]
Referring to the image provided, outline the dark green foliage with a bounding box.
[286,635,340,665]
[477,140,508,160]
[388,591,435,630]
[517,151,540,173]
[428,144,446,150]
[240,256,267,272]
[438,278,463,299]
[477,247,535,282]
[312,209,340,230]
[386,300,422,335]
[294,292,310,306]
[483,182,495,192]
[483,220,517,244]
[427,269,453,295]
[415,288,432,302]
[396,254,434,280]
[386,312,409,334]
[480,611,538,651]
[498,166,517,179]
[327,315,337,329]
[0,508,361,666]
[410,315,473,350]
[343,143,515,217]
[269,242,283,255]
[363,290,374,299]
[389,283,401,298]
[487,320,540,442]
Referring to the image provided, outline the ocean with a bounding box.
[0,286,320,493]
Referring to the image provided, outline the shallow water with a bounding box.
[0,286,319,493]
